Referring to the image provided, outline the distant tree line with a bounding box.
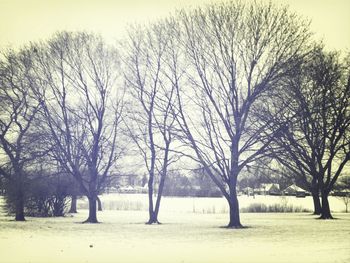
[0,0,349,227]
[162,168,223,197]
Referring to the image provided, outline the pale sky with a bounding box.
[0,0,349,51]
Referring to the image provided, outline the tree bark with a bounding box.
[319,191,333,219]
[13,173,25,221]
[84,195,98,223]
[227,138,243,228]
[147,211,160,224]
[146,107,156,225]
[150,174,166,224]
[311,192,322,215]
[227,194,242,228]
[151,142,170,225]
[69,195,78,213]
[153,191,164,224]
[97,196,102,211]
[15,186,25,221]
[227,173,242,228]
[147,176,155,224]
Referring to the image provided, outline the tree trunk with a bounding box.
[147,192,155,224]
[152,142,170,225]
[97,196,102,211]
[12,170,25,221]
[147,211,160,224]
[15,187,25,221]
[69,195,77,213]
[146,180,159,224]
[311,192,322,215]
[227,179,242,228]
[310,179,321,215]
[319,192,333,219]
[227,138,243,228]
[227,194,242,228]
[84,195,98,223]
[147,171,155,224]
[152,194,163,224]
[151,172,167,224]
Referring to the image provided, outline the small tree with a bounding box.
[123,21,179,224]
[335,175,350,213]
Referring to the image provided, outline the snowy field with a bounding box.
[0,196,350,263]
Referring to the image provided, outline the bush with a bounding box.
[3,174,77,217]
[26,176,73,217]
[240,202,311,213]
[97,199,145,211]
[193,189,223,197]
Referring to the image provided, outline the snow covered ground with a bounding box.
[0,195,350,263]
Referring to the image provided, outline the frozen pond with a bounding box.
[79,193,347,214]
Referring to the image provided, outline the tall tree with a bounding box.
[123,22,178,224]
[260,47,350,219]
[0,48,41,221]
[174,1,311,227]
[32,32,124,223]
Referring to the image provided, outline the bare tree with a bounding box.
[123,21,178,224]
[32,32,124,223]
[0,48,41,221]
[261,47,350,219]
[174,1,311,227]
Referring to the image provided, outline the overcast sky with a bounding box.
[0,0,349,51]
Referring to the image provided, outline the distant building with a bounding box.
[258,183,281,195]
[331,189,350,197]
[283,184,308,197]
[242,187,254,196]
[104,174,144,193]
[115,174,140,187]
[241,184,281,196]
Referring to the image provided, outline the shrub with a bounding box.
[26,176,73,217]
[193,189,223,197]
[3,174,77,217]
[78,198,146,211]
[240,202,311,213]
